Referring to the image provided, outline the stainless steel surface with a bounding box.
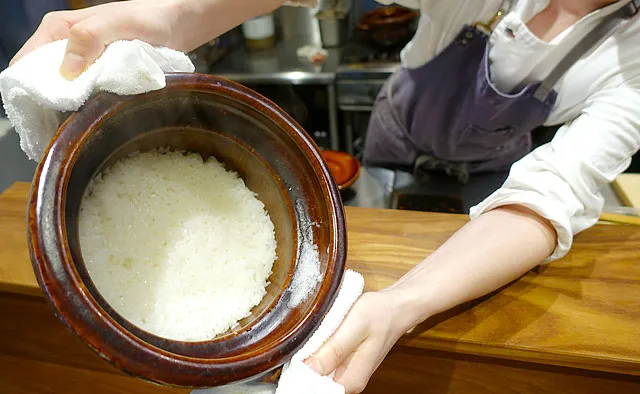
[209,70,336,85]
[316,0,350,47]
[0,121,38,194]
[318,14,349,47]
[206,35,341,149]
[278,6,322,46]
[338,106,370,157]
[284,0,321,6]
[317,0,350,14]
[602,205,640,216]
[336,77,386,107]
[336,64,399,74]
[391,170,509,214]
[326,84,340,150]
[344,112,355,154]
[331,20,401,155]
[335,70,393,156]
[601,182,625,207]
[207,37,340,85]
[343,167,395,209]
[0,118,10,139]
[191,381,276,394]
[339,104,375,111]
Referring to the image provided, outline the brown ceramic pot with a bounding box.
[27,73,347,388]
[357,6,419,49]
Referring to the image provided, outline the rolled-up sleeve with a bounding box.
[470,85,640,262]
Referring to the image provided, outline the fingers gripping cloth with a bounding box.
[0,39,194,161]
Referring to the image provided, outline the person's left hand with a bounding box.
[304,291,417,394]
[10,0,181,80]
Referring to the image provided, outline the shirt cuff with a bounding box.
[469,189,574,263]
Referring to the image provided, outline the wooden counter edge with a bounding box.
[3,282,639,377]
[398,335,640,377]
[2,182,640,378]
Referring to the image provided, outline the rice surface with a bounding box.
[78,150,277,341]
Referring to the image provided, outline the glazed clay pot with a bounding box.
[357,6,419,48]
[27,73,347,388]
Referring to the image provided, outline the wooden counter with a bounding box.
[2,181,640,393]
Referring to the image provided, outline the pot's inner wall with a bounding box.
[63,90,331,356]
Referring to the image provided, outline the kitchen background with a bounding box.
[1,0,637,212]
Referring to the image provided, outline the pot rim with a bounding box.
[27,72,347,388]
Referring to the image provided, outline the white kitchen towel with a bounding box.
[275,269,364,394]
[193,269,365,394]
[0,39,194,161]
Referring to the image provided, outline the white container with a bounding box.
[242,14,276,50]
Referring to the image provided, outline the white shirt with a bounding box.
[377,0,640,261]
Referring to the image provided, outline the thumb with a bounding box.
[305,317,365,376]
[60,16,113,80]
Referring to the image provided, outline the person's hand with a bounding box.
[10,0,183,80]
[305,291,417,394]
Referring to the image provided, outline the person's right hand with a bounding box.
[10,0,182,80]
[305,291,419,394]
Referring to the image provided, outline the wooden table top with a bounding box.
[2,182,640,376]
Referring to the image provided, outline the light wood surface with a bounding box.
[0,183,39,296]
[0,354,185,394]
[599,212,640,226]
[2,181,640,390]
[612,173,640,208]
[364,347,640,394]
[0,292,188,394]
[344,203,640,376]
[3,292,639,394]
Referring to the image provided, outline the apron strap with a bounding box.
[533,0,640,102]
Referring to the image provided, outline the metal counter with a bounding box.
[340,166,628,214]
[342,167,395,209]
[205,38,342,85]
[202,38,342,150]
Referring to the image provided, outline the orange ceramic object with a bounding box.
[321,150,361,190]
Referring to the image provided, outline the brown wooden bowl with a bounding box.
[27,73,347,388]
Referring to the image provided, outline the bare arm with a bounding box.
[10,0,286,79]
[307,205,557,394]
[388,205,556,326]
[172,0,286,52]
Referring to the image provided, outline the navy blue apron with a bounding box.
[363,0,640,183]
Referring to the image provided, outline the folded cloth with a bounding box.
[0,39,194,161]
[193,269,365,394]
[275,269,364,394]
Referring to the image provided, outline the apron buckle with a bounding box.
[473,7,508,35]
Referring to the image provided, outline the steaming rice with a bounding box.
[78,150,277,341]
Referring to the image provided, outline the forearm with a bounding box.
[387,205,557,330]
[170,0,286,51]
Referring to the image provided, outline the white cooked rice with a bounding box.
[78,150,277,342]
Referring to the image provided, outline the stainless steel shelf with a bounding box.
[205,37,342,85]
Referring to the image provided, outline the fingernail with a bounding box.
[304,358,324,374]
[60,51,86,80]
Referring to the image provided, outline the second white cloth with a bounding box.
[195,269,365,394]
